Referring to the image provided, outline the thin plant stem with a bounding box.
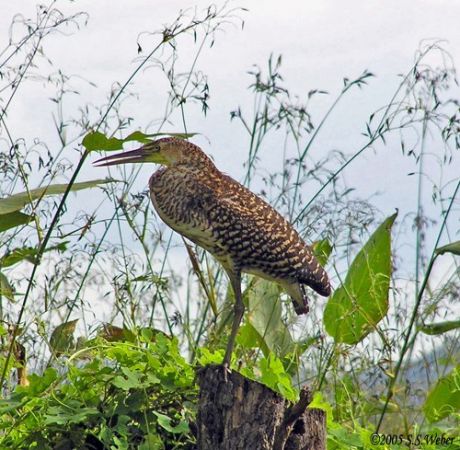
[293,42,441,226]
[376,179,460,432]
[0,19,207,388]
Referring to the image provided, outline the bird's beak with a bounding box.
[93,146,165,167]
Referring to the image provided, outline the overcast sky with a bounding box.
[2,0,459,193]
[1,1,459,317]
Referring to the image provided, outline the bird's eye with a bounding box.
[147,144,160,152]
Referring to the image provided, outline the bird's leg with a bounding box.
[223,270,243,374]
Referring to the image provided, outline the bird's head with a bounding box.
[93,137,213,168]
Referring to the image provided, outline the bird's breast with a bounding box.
[148,168,223,254]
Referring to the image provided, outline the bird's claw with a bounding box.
[222,362,231,382]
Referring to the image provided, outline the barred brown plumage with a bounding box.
[94,137,331,369]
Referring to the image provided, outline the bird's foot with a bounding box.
[222,361,231,382]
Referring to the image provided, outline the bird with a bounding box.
[94,137,331,369]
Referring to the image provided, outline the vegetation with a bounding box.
[0,1,459,448]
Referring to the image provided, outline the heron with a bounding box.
[94,137,331,369]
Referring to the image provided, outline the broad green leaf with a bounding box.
[0,211,33,232]
[153,411,189,434]
[49,319,78,355]
[0,272,14,301]
[435,241,460,256]
[237,321,268,353]
[0,247,38,268]
[82,130,197,152]
[259,353,298,401]
[44,406,100,425]
[112,367,143,391]
[309,392,336,427]
[196,347,225,366]
[419,319,460,335]
[245,278,294,357]
[0,242,68,268]
[424,367,460,422]
[0,179,112,215]
[0,400,22,415]
[312,239,332,267]
[140,327,154,342]
[82,131,125,151]
[16,367,58,397]
[324,213,396,344]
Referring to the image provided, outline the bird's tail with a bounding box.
[293,284,310,315]
[283,263,332,315]
[282,282,311,315]
[299,258,332,298]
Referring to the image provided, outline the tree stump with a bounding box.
[196,365,326,450]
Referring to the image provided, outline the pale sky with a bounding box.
[3,0,459,200]
[1,0,459,331]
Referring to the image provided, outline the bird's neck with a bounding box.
[173,158,219,174]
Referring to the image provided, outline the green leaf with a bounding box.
[418,319,460,335]
[309,392,336,427]
[16,367,58,397]
[196,348,225,366]
[139,433,164,450]
[237,321,268,353]
[329,427,364,447]
[0,272,14,301]
[435,241,460,256]
[153,412,189,434]
[245,278,294,357]
[49,319,78,355]
[82,130,198,152]
[112,367,143,391]
[324,213,396,344]
[0,211,34,232]
[45,405,100,425]
[0,242,68,268]
[312,239,332,267]
[0,179,113,215]
[0,400,22,415]
[424,366,460,422]
[82,131,125,151]
[259,353,298,401]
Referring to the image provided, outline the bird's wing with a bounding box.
[211,176,331,295]
[166,172,330,297]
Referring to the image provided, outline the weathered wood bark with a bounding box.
[196,365,326,450]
